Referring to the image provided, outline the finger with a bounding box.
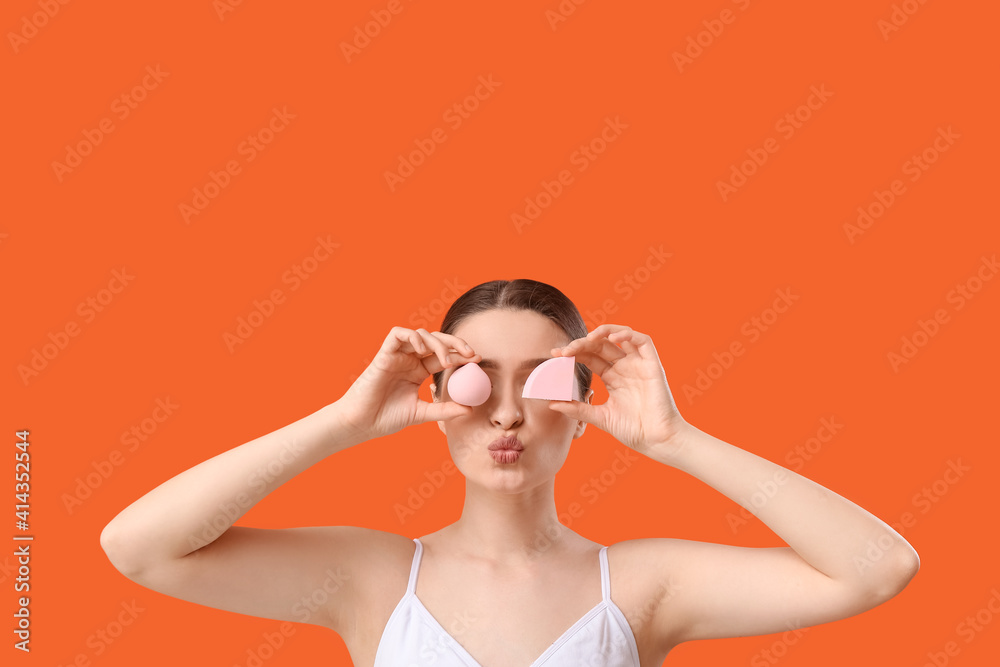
[384,327,431,361]
[415,398,472,424]
[432,331,478,358]
[607,328,659,362]
[547,399,603,429]
[554,332,626,376]
[414,328,457,370]
[417,332,482,375]
[564,349,616,376]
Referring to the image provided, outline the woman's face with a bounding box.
[433,308,589,492]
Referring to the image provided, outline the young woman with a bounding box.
[101,279,919,666]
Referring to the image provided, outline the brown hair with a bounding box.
[431,279,592,400]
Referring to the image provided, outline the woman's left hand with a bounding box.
[546,324,689,458]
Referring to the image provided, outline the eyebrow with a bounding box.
[476,358,551,371]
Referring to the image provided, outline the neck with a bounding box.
[446,478,578,567]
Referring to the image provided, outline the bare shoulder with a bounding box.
[105,523,417,638]
[604,538,691,650]
[605,536,878,647]
[302,526,417,630]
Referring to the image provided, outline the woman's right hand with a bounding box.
[334,327,480,443]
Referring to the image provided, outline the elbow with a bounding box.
[868,544,920,605]
[100,521,144,578]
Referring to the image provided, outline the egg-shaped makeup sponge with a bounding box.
[446,362,492,406]
[522,356,576,401]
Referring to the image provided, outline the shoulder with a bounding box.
[605,537,689,606]
[299,527,416,632]
[317,525,416,588]
[604,537,713,649]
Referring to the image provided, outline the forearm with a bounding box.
[657,422,919,592]
[101,400,361,570]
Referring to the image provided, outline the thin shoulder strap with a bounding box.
[599,545,611,602]
[406,538,423,594]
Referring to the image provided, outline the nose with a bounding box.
[488,380,524,429]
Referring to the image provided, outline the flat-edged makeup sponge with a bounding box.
[522,356,576,401]
[446,362,492,406]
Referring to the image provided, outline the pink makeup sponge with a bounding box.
[446,363,492,406]
[522,356,576,401]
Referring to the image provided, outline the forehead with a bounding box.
[452,309,570,359]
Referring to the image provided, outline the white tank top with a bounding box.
[373,538,641,666]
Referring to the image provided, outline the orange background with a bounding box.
[4,0,998,665]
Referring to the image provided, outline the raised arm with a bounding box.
[636,423,919,644]
[98,399,378,629]
[100,326,480,630]
[100,401,355,568]
[546,324,919,648]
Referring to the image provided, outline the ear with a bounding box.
[430,383,448,435]
[572,387,595,439]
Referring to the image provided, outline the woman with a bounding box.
[101,279,920,666]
